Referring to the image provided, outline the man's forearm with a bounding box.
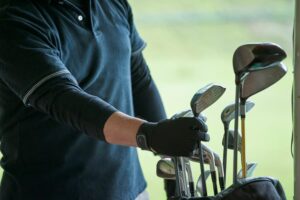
[103,111,145,146]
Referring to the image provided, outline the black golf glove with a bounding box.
[136,117,209,157]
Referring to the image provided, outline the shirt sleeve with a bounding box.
[126,1,146,55]
[125,1,167,121]
[131,52,167,122]
[0,17,68,104]
[0,15,117,140]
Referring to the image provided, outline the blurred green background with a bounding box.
[0,0,294,199]
[128,0,294,199]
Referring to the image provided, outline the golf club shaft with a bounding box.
[180,157,190,196]
[174,158,184,197]
[185,158,195,197]
[240,100,247,179]
[233,83,240,184]
[222,124,229,187]
[241,117,246,178]
[198,141,207,196]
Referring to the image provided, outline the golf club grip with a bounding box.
[189,182,195,197]
[219,177,225,191]
[211,171,218,195]
[241,117,246,178]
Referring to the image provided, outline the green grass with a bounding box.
[0,0,294,199]
[129,0,294,199]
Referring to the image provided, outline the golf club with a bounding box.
[190,83,226,196]
[171,109,197,197]
[184,158,195,197]
[201,145,218,195]
[213,152,225,191]
[233,43,286,75]
[190,148,225,191]
[220,101,254,186]
[223,130,241,152]
[239,62,287,178]
[156,157,176,180]
[232,43,287,183]
[173,157,188,197]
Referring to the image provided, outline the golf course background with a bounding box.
[0,0,294,199]
[129,0,294,199]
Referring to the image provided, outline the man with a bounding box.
[0,0,207,199]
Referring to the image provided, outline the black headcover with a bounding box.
[171,177,286,200]
[215,177,286,200]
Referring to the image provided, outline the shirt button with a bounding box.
[78,15,83,21]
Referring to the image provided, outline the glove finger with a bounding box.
[190,117,208,132]
[198,113,207,122]
[197,131,210,142]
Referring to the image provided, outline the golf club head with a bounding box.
[233,43,287,75]
[156,158,176,180]
[190,83,226,116]
[196,170,211,197]
[190,148,224,192]
[201,144,216,171]
[190,150,211,164]
[190,146,216,172]
[237,162,258,179]
[223,130,242,152]
[241,62,287,100]
[221,101,255,125]
[171,109,193,119]
[192,150,224,175]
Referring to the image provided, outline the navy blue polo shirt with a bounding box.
[0,0,150,199]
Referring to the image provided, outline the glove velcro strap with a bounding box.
[136,123,156,151]
[136,133,149,150]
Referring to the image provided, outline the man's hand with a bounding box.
[136,117,209,157]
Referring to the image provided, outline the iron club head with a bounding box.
[237,162,258,179]
[190,83,226,116]
[156,158,176,180]
[223,130,242,152]
[221,101,255,126]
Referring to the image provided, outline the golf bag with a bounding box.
[171,176,286,200]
